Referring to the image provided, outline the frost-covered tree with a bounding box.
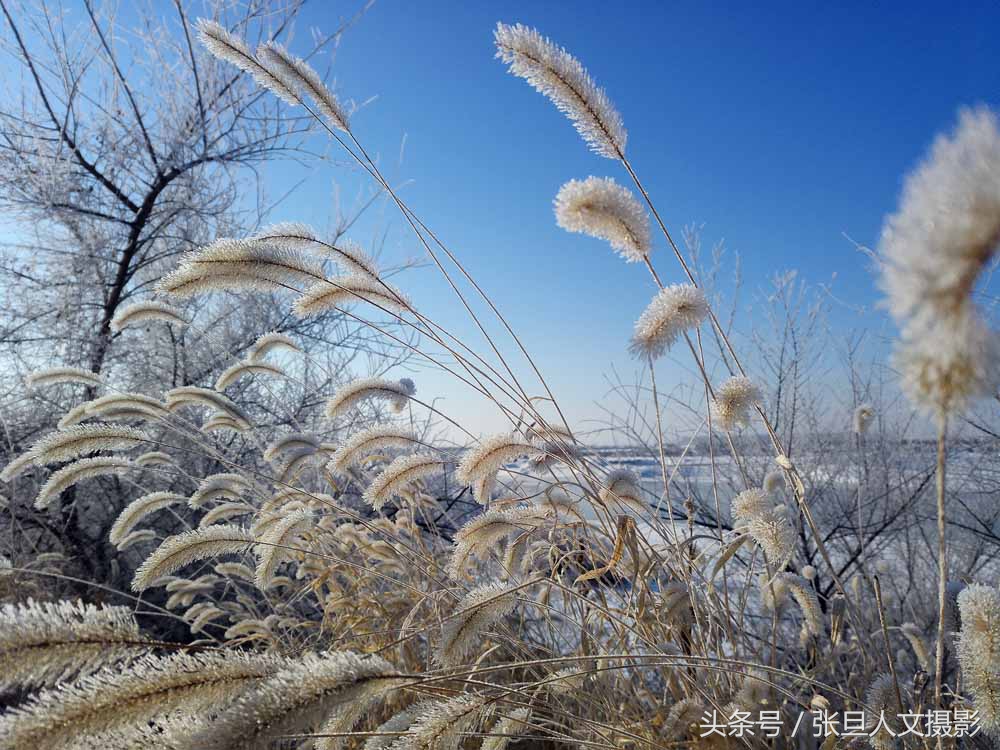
[0,0,416,593]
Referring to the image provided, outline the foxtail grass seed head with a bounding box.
[957,584,1000,733]
[494,23,626,158]
[894,317,1000,416]
[29,425,148,465]
[880,107,1000,332]
[776,573,823,638]
[57,394,167,428]
[157,239,322,298]
[448,507,547,580]
[197,20,300,105]
[763,470,785,495]
[132,525,256,591]
[189,473,251,508]
[249,331,301,360]
[598,468,645,512]
[710,376,762,431]
[364,454,445,510]
[254,225,379,279]
[438,581,519,665]
[202,650,404,750]
[110,493,185,546]
[255,510,313,590]
[1,451,38,482]
[257,42,350,132]
[110,301,189,332]
[263,433,321,464]
[294,275,408,317]
[900,622,931,671]
[325,377,416,420]
[26,367,102,389]
[456,433,538,502]
[853,403,875,434]
[554,177,651,262]
[0,599,145,689]
[879,106,1000,415]
[329,425,418,473]
[481,708,530,750]
[165,387,251,429]
[35,457,132,511]
[386,694,486,750]
[733,489,795,572]
[864,673,901,749]
[629,284,709,359]
[215,360,285,391]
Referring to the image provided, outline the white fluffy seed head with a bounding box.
[189,473,251,508]
[255,225,380,279]
[894,317,1000,416]
[110,492,185,546]
[710,376,762,431]
[733,489,795,571]
[762,470,786,495]
[263,433,321,464]
[775,573,823,637]
[157,239,322,298]
[456,433,537,494]
[57,394,167,428]
[26,367,102,389]
[202,414,249,434]
[165,387,250,429]
[132,525,256,591]
[0,599,145,689]
[325,239,380,279]
[251,222,318,250]
[325,378,416,420]
[386,694,487,750]
[215,361,285,391]
[554,177,651,262]
[448,507,547,580]
[731,488,769,523]
[853,403,875,434]
[293,276,408,318]
[110,301,189,332]
[1,451,39,482]
[29,425,148,465]
[196,20,300,105]
[257,42,350,132]
[495,22,625,158]
[958,584,1000,659]
[35,458,132,511]
[328,426,418,473]
[255,510,313,590]
[629,284,709,359]
[879,107,1000,416]
[249,332,301,361]
[880,107,1000,333]
[864,673,901,748]
[598,468,645,513]
[364,454,445,511]
[438,581,519,665]
[957,584,1000,733]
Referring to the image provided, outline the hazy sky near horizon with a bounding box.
[62,0,1000,438]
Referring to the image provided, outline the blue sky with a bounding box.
[157,2,1000,436]
[257,0,1000,437]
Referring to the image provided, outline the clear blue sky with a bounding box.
[224,2,1000,436]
